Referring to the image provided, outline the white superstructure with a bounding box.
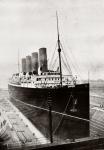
[9,71,76,88]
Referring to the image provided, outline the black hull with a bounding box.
[8,83,90,139]
[8,83,89,120]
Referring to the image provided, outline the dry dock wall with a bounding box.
[32,137,104,150]
[2,137,104,150]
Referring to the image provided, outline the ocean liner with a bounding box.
[8,14,89,122]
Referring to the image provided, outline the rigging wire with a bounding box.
[49,13,81,81]
[53,94,73,135]
[51,56,58,70]
[50,12,90,82]
[56,15,83,80]
[61,42,82,81]
[61,56,72,75]
[49,42,58,69]
[60,44,76,83]
[62,48,73,75]
[53,94,87,135]
[61,44,73,75]
[61,40,83,80]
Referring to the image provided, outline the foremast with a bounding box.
[56,12,62,87]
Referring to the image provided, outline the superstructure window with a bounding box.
[37,78,41,81]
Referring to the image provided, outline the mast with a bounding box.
[56,12,62,87]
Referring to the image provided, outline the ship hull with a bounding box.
[8,83,89,120]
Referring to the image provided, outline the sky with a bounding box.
[0,0,104,87]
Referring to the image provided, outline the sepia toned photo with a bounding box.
[0,0,103,149]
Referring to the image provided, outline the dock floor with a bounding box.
[0,90,49,149]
